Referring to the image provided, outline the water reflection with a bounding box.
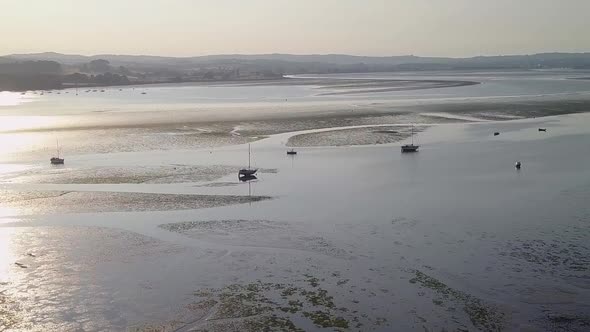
[239,174,257,201]
[0,228,17,283]
[0,116,57,132]
[0,206,21,219]
[0,91,36,107]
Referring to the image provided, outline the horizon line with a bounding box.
[3,50,590,60]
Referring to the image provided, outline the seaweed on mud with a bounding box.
[189,277,387,331]
[409,270,505,331]
[375,317,388,326]
[303,310,349,328]
[501,238,589,274]
[281,287,298,298]
[337,279,349,286]
[280,299,304,313]
[187,298,218,312]
[160,219,281,234]
[542,313,590,332]
[245,315,304,332]
[304,289,335,308]
[304,274,320,287]
[214,283,274,319]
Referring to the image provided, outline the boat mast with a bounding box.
[248,143,251,169]
[56,138,60,158]
[411,124,414,145]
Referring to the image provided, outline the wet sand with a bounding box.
[1,165,238,184]
[4,97,590,163]
[0,113,588,331]
[287,125,425,147]
[0,190,270,215]
[1,72,590,331]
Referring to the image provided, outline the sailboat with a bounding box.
[50,139,65,164]
[401,124,419,153]
[238,143,257,176]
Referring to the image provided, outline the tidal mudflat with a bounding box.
[1,71,590,331]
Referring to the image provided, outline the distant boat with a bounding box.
[287,148,297,155]
[239,143,258,177]
[538,128,547,132]
[141,92,147,95]
[494,132,500,136]
[401,124,419,153]
[50,139,64,165]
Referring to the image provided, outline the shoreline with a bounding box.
[3,97,590,134]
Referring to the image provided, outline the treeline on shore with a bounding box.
[0,60,133,91]
[0,58,284,92]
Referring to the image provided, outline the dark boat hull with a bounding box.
[50,157,64,165]
[401,145,419,153]
[239,169,257,176]
[239,174,257,182]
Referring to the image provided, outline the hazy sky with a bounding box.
[1,0,588,57]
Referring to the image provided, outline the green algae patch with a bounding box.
[303,310,349,329]
[281,286,298,298]
[184,276,388,331]
[304,274,320,287]
[409,270,505,331]
[304,289,335,308]
[245,315,304,332]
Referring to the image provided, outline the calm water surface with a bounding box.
[0,71,589,331]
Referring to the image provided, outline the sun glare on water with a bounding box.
[0,91,36,107]
[0,227,17,282]
[0,116,57,132]
[0,91,57,132]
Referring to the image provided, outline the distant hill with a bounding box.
[6,52,590,70]
[5,52,445,66]
[3,51,590,92]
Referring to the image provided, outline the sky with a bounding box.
[1,0,589,57]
